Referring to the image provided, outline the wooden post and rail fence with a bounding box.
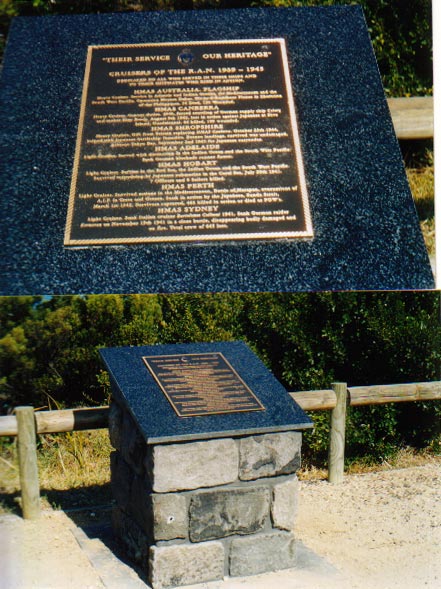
[1,380,440,519]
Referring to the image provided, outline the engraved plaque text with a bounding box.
[65,39,312,245]
[143,353,265,417]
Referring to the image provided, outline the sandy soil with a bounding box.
[1,463,440,589]
[0,511,105,589]
[295,463,441,589]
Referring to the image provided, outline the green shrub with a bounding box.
[251,0,432,95]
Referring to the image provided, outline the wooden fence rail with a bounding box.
[1,381,440,519]
[290,380,441,410]
[387,96,433,140]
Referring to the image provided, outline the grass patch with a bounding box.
[0,429,112,514]
[38,429,111,490]
[0,440,20,514]
[298,446,440,481]
[406,164,435,256]
[346,446,440,474]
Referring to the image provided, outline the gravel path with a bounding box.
[1,463,440,589]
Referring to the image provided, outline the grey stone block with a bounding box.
[271,476,299,531]
[239,432,302,480]
[149,541,224,589]
[129,475,153,536]
[121,410,146,475]
[189,487,270,542]
[152,493,188,541]
[112,507,149,565]
[108,400,123,451]
[229,531,297,577]
[149,438,239,492]
[110,451,134,511]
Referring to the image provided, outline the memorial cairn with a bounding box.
[102,342,312,589]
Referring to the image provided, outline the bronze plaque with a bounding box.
[65,39,312,246]
[143,353,265,417]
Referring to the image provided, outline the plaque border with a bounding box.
[64,38,313,246]
[142,352,266,418]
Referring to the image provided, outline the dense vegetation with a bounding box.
[1,293,440,465]
[0,0,432,96]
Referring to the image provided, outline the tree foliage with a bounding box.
[250,0,432,95]
[0,295,162,409]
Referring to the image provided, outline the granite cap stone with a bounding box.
[99,340,313,443]
[0,6,433,294]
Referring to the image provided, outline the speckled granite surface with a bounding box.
[100,341,312,443]
[0,6,433,294]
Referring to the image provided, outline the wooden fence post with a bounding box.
[328,382,348,484]
[15,406,40,519]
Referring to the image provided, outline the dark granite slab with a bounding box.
[0,6,433,294]
[99,341,313,443]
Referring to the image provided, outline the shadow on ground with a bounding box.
[1,482,113,516]
[64,501,150,586]
[0,489,21,514]
[43,482,113,511]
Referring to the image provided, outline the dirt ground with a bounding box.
[295,462,441,589]
[1,462,440,589]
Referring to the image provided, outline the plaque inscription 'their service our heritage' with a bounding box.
[64,39,312,246]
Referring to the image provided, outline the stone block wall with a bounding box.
[109,400,303,589]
